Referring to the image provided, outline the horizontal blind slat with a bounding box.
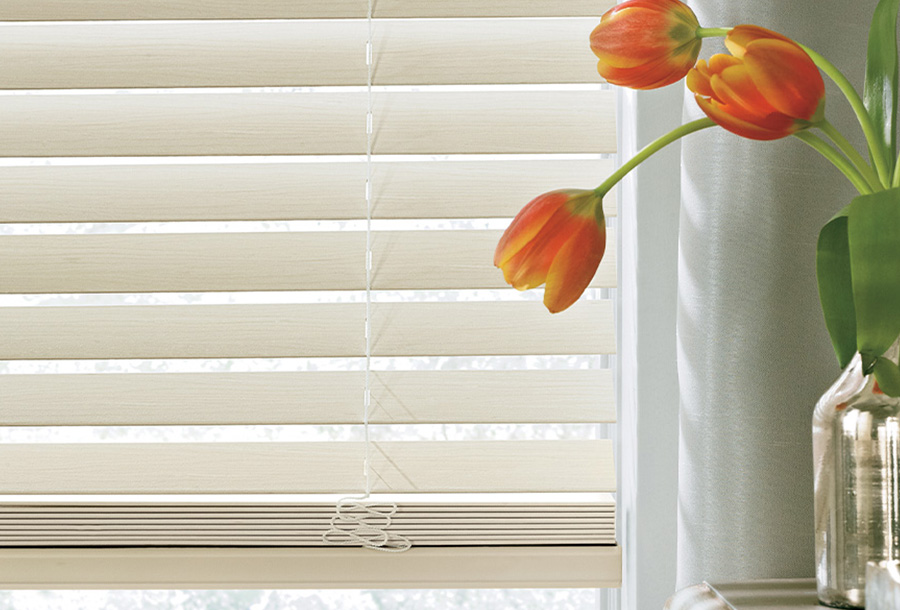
[0,546,622,589]
[0,0,612,19]
[0,160,618,223]
[0,301,614,360]
[0,440,614,494]
[0,370,615,426]
[0,20,602,89]
[0,91,615,157]
[0,230,616,293]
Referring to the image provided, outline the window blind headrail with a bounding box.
[0,0,614,20]
[0,159,618,223]
[0,440,615,494]
[0,229,617,293]
[0,19,604,89]
[0,90,616,157]
[1,369,616,426]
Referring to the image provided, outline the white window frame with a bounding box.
[617,85,684,610]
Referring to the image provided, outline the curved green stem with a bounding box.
[794,131,873,195]
[594,118,716,197]
[696,27,732,38]
[818,120,884,191]
[800,44,892,186]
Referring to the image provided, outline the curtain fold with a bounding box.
[676,0,875,586]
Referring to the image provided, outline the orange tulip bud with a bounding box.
[590,0,702,90]
[495,190,606,314]
[686,25,825,140]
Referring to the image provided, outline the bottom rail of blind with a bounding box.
[0,545,622,589]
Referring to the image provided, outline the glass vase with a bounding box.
[814,341,900,608]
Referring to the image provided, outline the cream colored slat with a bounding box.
[0,20,601,89]
[0,301,613,360]
[0,547,622,588]
[0,525,610,532]
[373,91,615,155]
[0,229,616,293]
[0,517,615,525]
[0,160,617,223]
[0,304,365,360]
[0,91,614,157]
[0,494,614,511]
[0,440,614,494]
[0,0,612,20]
[0,370,615,426]
[376,19,601,85]
[369,301,614,357]
[0,233,364,293]
[0,539,617,546]
[0,21,364,89]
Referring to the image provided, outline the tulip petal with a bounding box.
[707,53,742,74]
[742,39,824,119]
[601,41,699,89]
[710,65,777,119]
[591,8,680,69]
[503,207,577,290]
[543,220,607,313]
[724,25,794,58]
[686,60,714,98]
[694,94,797,140]
[494,191,571,267]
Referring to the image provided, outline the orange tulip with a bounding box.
[494,190,606,314]
[590,0,702,90]
[686,25,825,140]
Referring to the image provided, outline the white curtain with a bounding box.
[676,0,876,587]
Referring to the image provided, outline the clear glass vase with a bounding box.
[814,341,900,608]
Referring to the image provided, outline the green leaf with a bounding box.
[864,0,900,160]
[817,210,857,368]
[874,356,900,396]
[848,188,900,357]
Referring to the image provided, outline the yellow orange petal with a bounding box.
[686,60,714,97]
[711,65,776,119]
[694,94,796,140]
[494,191,570,267]
[708,53,742,74]
[742,39,824,119]
[724,24,793,58]
[543,220,607,314]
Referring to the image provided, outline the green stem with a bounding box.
[799,44,892,186]
[594,118,716,197]
[696,27,732,38]
[818,120,883,191]
[893,152,900,188]
[793,131,873,195]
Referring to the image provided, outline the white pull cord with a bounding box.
[323,0,411,553]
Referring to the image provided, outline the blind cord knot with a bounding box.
[323,497,411,552]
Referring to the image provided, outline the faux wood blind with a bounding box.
[0,0,620,588]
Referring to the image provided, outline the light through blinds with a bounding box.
[0,0,620,588]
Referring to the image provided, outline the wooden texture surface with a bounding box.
[0,19,601,88]
[0,300,614,360]
[0,0,613,19]
[0,546,622,588]
[0,229,616,293]
[0,440,614,494]
[0,160,617,223]
[1,369,615,425]
[0,91,615,157]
